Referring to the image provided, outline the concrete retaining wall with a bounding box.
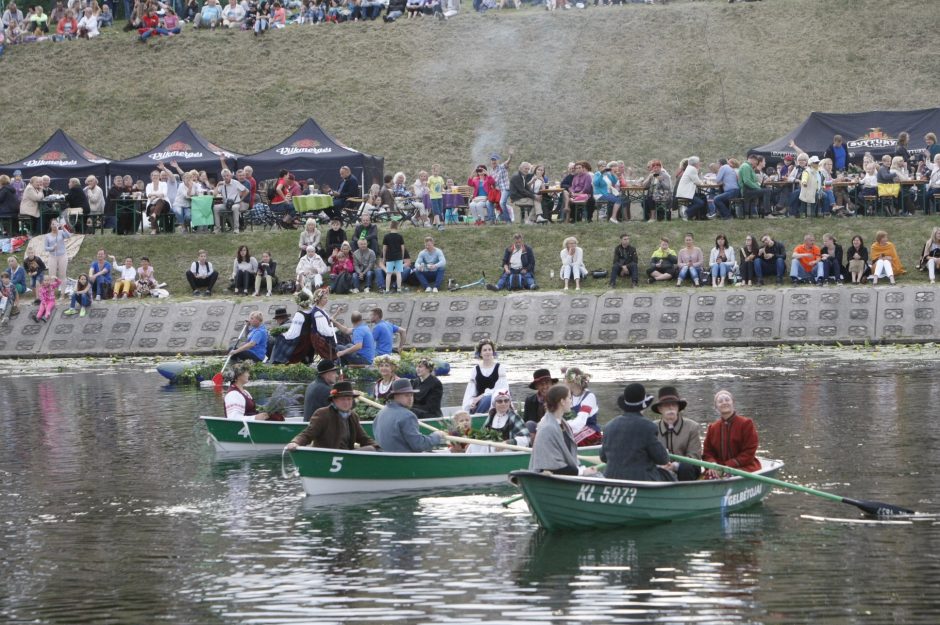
[1,285,938,358]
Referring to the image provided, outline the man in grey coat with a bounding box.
[373,379,445,452]
[303,359,339,422]
[601,383,676,482]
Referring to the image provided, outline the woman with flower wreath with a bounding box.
[372,354,401,403]
[564,367,603,446]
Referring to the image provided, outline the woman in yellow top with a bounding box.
[869,230,904,285]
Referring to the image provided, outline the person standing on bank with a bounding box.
[303,359,339,421]
[650,386,702,481]
[601,383,675,482]
[373,379,446,452]
[44,219,70,299]
[286,381,378,451]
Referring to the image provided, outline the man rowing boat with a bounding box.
[601,383,675,482]
[702,389,760,477]
[286,381,378,451]
[373,379,446,452]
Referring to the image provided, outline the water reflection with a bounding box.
[3,348,940,623]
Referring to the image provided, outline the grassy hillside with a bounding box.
[2,0,938,180]
[52,216,939,298]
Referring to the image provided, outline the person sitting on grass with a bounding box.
[352,238,377,294]
[559,236,587,291]
[488,232,537,291]
[88,249,112,302]
[789,233,820,285]
[23,249,46,297]
[113,256,137,299]
[414,235,446,293]
[324,218,347,260]
[194,0,222,27]
[610,233,638,288]
[709,233,736,288]
[647,237,678,284]
[136,256,157,297]
[0,272,17,326]
[186,250,219,296]
[4,256,26,295]
[869,229,903,285]
[229,311,269,363]
[329,248,354,294]
[755,233,786,286]
[63,273,91,317]
[676,233,704,287]
[331,311,375,366]
[296,246,329,291]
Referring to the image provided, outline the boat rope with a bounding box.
[281,447,299,479]
[239,419,257,447]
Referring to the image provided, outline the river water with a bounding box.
[2,347,940,624]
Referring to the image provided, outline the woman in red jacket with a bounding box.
[466,165,496,225]
[702,389,760,477]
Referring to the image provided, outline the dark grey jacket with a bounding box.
[601,411,675,482]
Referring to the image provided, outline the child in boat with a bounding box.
[32,275,61,322]
[448,410,472,453]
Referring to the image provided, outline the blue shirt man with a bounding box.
[371,308,404,356]
[713,162,742,219]
[336,311,375,365]
[230,312,269,363]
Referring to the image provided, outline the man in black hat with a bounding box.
[372,379,445,453]
[266,306,292,360]
[523,368,558,424]
[601,383,675,482]
[303,359,339,422]
[651,386,702,481]
[286,381,377,451]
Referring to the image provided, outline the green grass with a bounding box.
[57,215,938,298]
[2,0,938,180]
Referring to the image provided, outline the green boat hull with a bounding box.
[201,411,485,453]
[509,457,783,531]
[290,446,602,496]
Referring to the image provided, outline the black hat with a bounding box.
[528,368,559,389]
[329,380,360,398]
[389,378,418,395]
[650,385,688,414]
[317,359,338,375]
[617,382,654,412]
[273,307,289,319]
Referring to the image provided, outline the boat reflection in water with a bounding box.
[515,511,777,622]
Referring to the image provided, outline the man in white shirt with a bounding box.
[221,0,245,27]
[215,169,248,233]
[186,250,219,296]
[676,156,706,221]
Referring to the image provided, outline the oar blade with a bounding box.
[212,372,224,387]
[843,497,916,517]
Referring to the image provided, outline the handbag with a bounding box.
[486,186,501,204]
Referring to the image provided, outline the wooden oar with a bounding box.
[670,454,916,517]
[211,323,248,387]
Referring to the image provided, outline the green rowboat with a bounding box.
[509,457,783,531]
[201,410,486,453]
[290,445,603,496]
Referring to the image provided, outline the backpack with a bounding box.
[266,183,278,202]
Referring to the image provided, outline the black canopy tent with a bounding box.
[0,130,109,187]
[748,108,940,165]
[108,122,240,180]
[240,118,384,189]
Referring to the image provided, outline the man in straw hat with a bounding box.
[303,359,340,422]
[372,379,445,453]
[601,383,675,482]
[286,381,377,451]
[650,385,702,481]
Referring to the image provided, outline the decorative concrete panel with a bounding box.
[37,305,146,355]
[0,309,54,357]
[779,288,875,342]
[874,288,940,340]
[499,293,595,348]
[353,296,502,350]
[130,300,238,354]
[590,291,687,345]
[683,291,783,344]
